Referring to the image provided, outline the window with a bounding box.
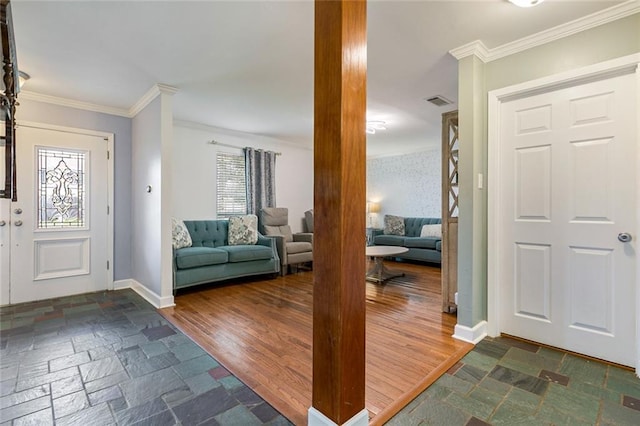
[37,147,86,228]
[216,152,246,218]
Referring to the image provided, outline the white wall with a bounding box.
[132,97,162,295]
[366,149,441,227]
[173,122,313,233]
[16,99,133,280]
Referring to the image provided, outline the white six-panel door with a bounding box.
[8,124,111,304]
[497,71,637,367]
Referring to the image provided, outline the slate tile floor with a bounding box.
[0,290,292,425]
[387,336,640,425]
[3,290,640,426]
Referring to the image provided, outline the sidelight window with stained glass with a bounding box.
[37,147,86,228]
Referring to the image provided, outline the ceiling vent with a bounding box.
[425,95,453,107]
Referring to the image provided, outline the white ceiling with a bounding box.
[11,0,626,157]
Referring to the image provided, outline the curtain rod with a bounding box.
[207,139,281,156]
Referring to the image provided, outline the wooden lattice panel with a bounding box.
[447,118,459,218]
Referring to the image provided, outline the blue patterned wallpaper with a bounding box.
[366,149,441,226]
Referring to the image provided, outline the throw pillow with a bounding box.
[383,215,405,236]
[420,224,442,239]
[172,218,192,249]
[228,214,259,245]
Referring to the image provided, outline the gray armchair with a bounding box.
[304,209,314,233]
[259,207,313,275]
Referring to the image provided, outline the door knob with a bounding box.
[618,233,632,243]
[13,220,22,227]
[13,208,22,214]
[0,220,5,226]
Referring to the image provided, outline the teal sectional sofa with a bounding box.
[372,217,442,264]
[173,220,280,292]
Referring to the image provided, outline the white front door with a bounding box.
[8,124,111,304]
[498,71,637,367]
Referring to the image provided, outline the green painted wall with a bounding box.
[456,13,640,329]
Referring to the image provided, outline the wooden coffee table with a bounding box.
[365,245,409,283]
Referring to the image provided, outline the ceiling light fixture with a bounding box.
[18,70,30,88]
[508,0,545,8]
[366,121,386,135]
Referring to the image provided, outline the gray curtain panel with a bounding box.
[244,147,276,215]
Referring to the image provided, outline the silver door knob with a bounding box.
[618,233,632,243]
[0,220,5,226]
[13,220,22,227]
[13,208,22,214]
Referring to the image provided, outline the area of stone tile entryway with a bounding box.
[387,336,640,425]
[0,290,291,425]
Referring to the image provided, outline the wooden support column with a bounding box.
[311,1,367,425]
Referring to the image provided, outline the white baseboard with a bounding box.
[308,408,368,426]
[453,320,488,344]
[128,279,175,309]
[113,279,132,290]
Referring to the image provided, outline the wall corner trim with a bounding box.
[453,321,488,344]
[129,83,178,117]
[450,0,640,63]
[307,408,369,426]
[129,279,175,309]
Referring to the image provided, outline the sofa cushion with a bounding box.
[373,235,405,246]
[172,218,192,249]
[404,237,438,250]
[175,247,228,269]
[436,240,442,252]
[221,245,275,263]
[384,215,405,236]
[185,220,229,247]
[286,241,313,254]
[228,215,258,245]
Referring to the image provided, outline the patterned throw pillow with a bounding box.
[172,218,192,249]
[228,215,259,245]
[383,215,405,236]
[420,224,442,239]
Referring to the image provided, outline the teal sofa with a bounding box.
[372,217,442,264]
[173,220,280,292]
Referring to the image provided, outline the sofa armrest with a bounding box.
[265,234,286,263]
[258,233,282,264]
[293,232,313,244]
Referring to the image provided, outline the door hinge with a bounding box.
[107,261,110,270]
[107,205,110,215]
[107,150,110,160]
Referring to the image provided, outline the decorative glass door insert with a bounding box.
[37,147,87,229]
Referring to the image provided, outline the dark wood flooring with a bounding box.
[159,260,472,425]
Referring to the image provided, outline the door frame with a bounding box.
[487,53,640,372]
[7,121,115,301]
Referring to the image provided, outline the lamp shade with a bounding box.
[367,201,380,214]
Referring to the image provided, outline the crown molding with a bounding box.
[20,83,179,118]
[129,83,178,117]
[449,40,490,62]
[18,90,131,117]
[450,0,640,62]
